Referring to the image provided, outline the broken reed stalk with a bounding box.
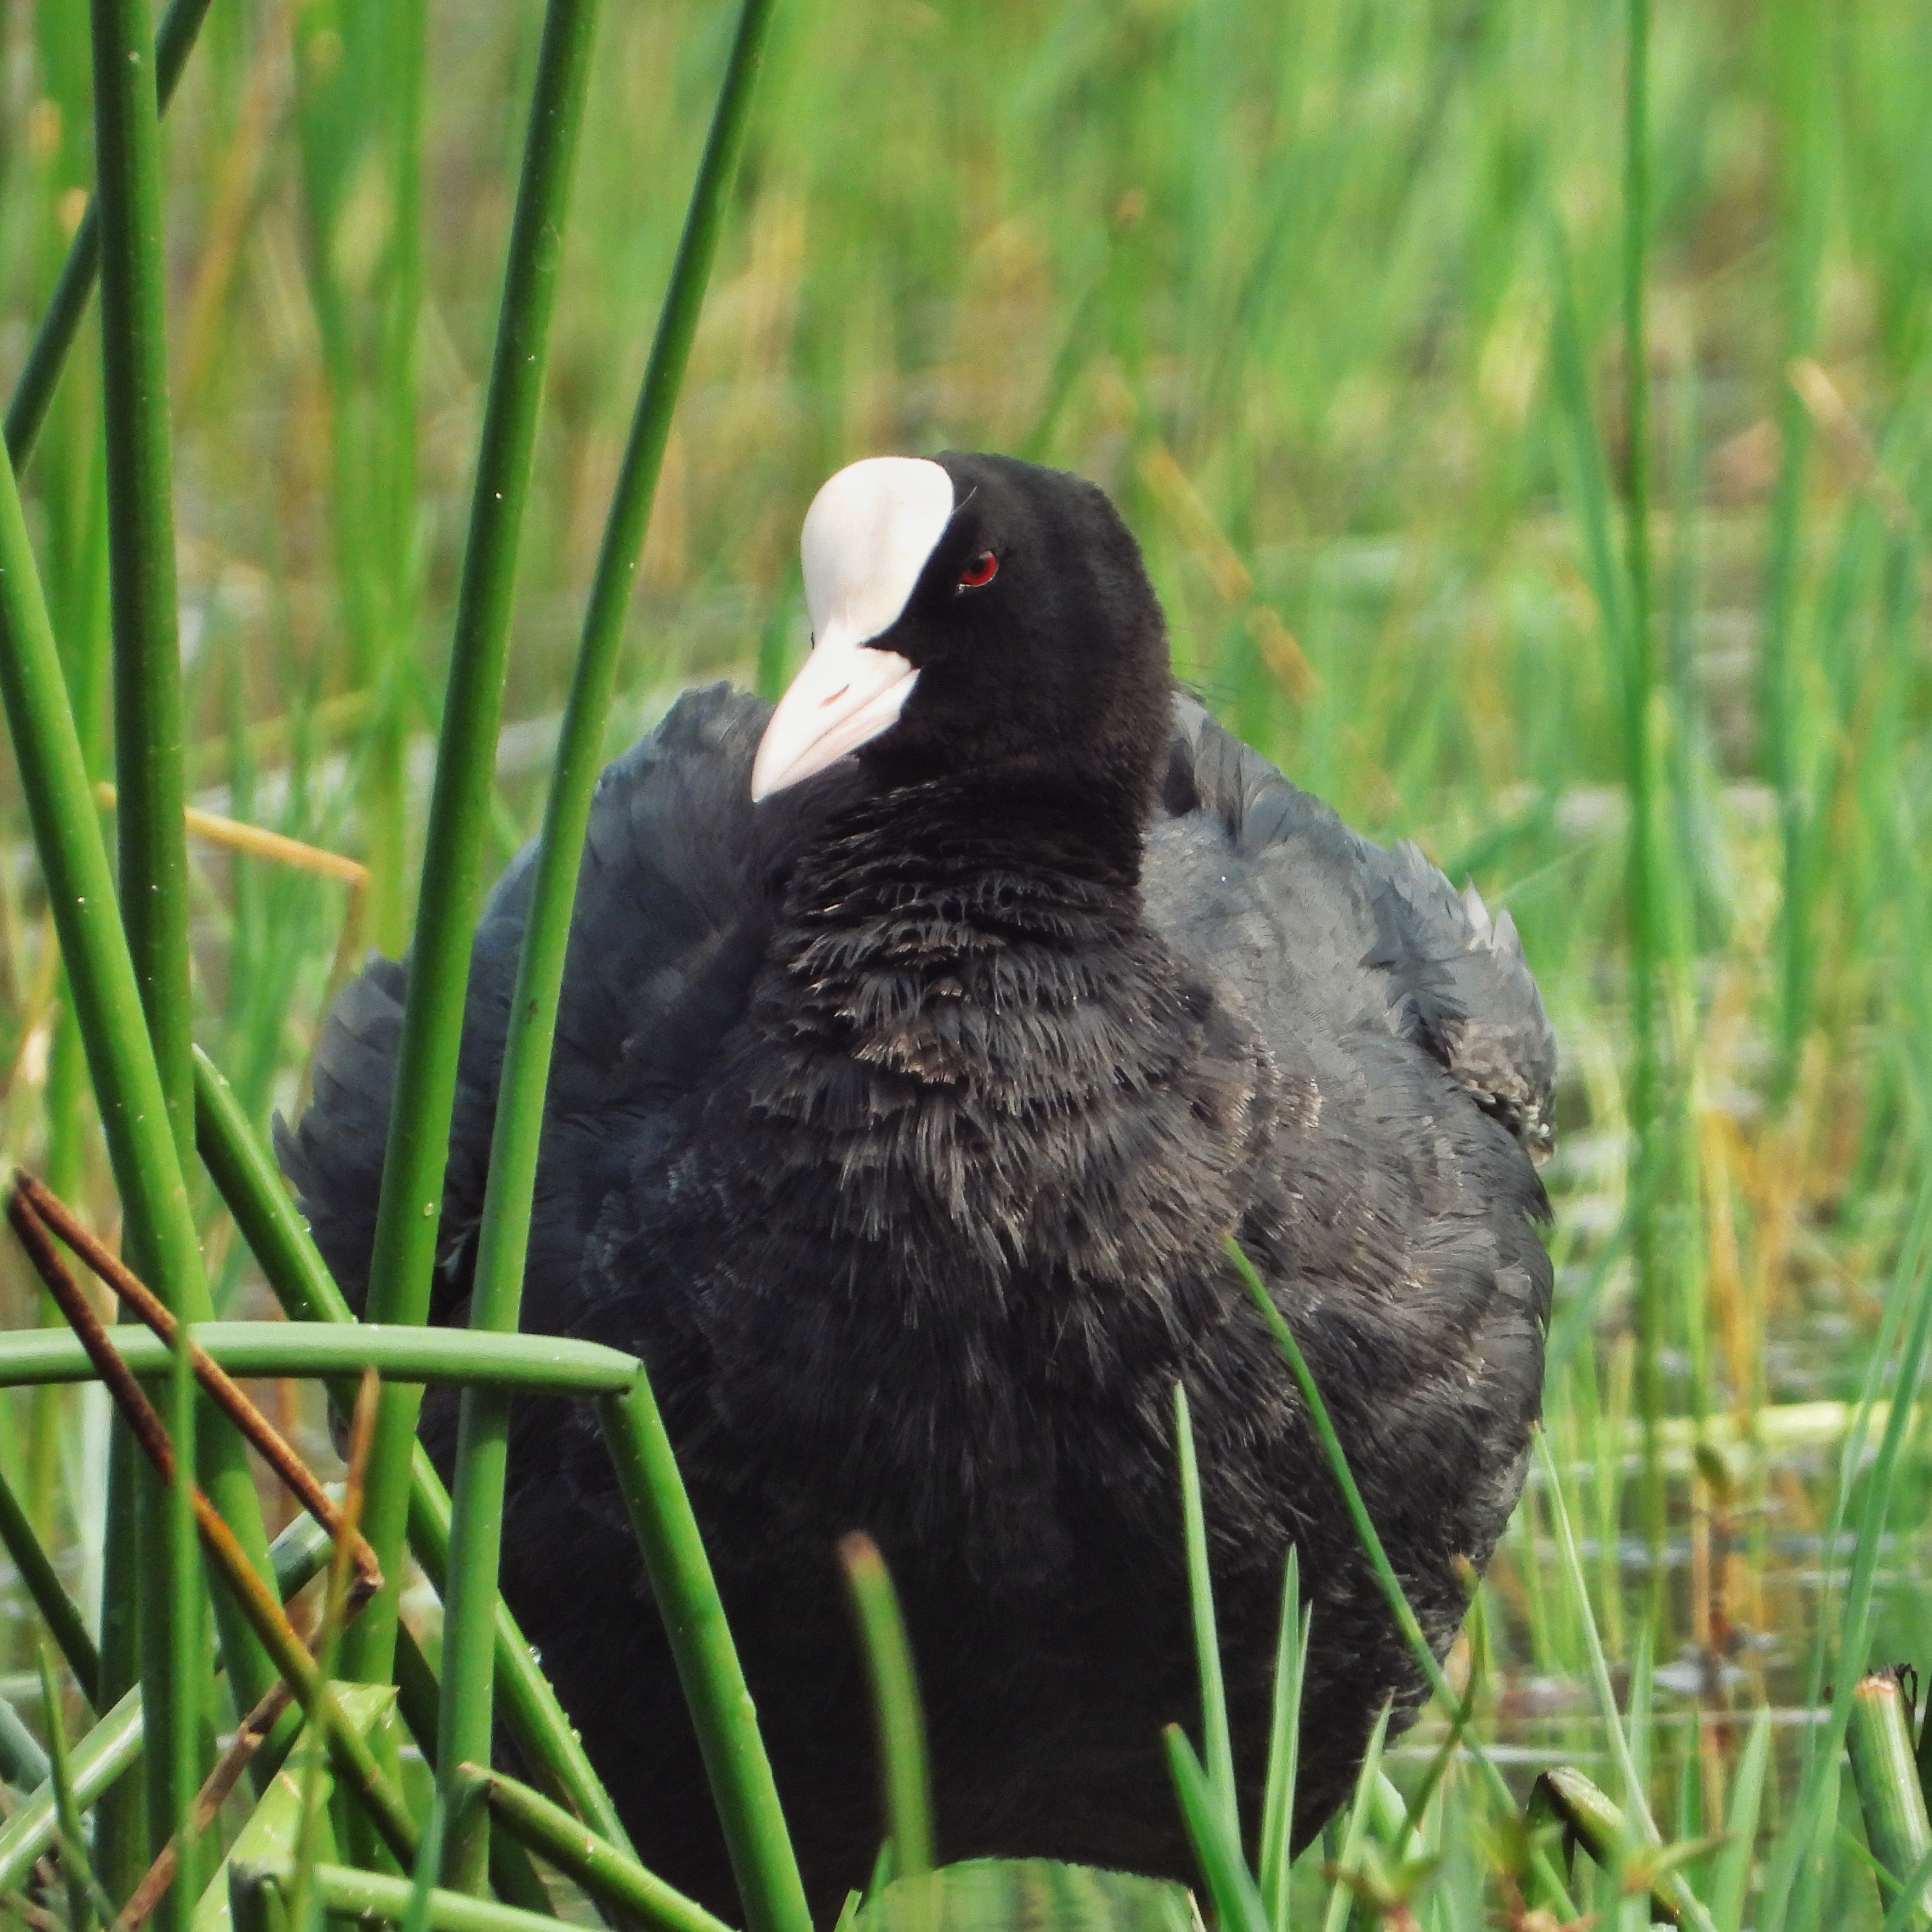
[465,1767,733,1932]
[10,1170,380,1599]
[92,780,370,886]
[117,1680,295,1932]
[3,1182,417,1868]
[1845,1670,1932,1928]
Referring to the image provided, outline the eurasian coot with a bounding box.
[280,451,1553,1910]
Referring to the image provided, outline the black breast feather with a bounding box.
[279,687,1553,1321]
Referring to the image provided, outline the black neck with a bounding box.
[784,774,1150,933]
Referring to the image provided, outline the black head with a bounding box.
[750,453,1172,823]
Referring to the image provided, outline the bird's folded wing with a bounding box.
[275,684,859,1322]
[1157,694,1555,1160]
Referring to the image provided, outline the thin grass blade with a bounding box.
[1257,1544,1306,1931]
[1530,1431,1687,1883]
[38,1645,91,1932]
[1173,1381,1238,1839]
[1760,1173,1932,1932]
[1318,1705,1391,1932]
[1164,1725,1269,1932]
[1227,1238,1581,1919]
[402,1795,450,1932]
[1709,1708,1771,1932]
[841,1533,935,1882]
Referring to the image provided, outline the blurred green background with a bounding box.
[2,0,1931,1863]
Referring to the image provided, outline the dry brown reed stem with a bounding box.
[327,1370,381,1630]
[87,780,371,1045]
[116,1679,295,1932]
[4,1188,329,1638]
[117,1374,381,1932]
[5,1182,338,1638]
[5,1182,417,1876]
[9,1169,380,1601]
[7,1187,194,1495]
[90,781,368,887]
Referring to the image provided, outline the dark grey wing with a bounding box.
[275,683,862,1326]
[1154,694,1555,1157]
[1147,694,1554,1638]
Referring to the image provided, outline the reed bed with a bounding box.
[0,0,1928,1927]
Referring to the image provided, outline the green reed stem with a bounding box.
[1763,0,1827,1098]
[403,1448,635,1852]
[190,1048,635,1851]
[566,0,780,705]
[238,1861,584,1932]
[0,1456,100,1702]
[426,0,602,1887]
[94,1423,146,1897]
[1846,1674,1932,1928]
[92,0,189,1173]
[597,1379,810,1932]
[1619,0,1667,1625]
[192,1048,353,1325]
[347,0,599,1706]
[89,0,284,1872]
[90,0,201,1876]
[374,0,426,961]
[165,1321,201,1910]
[2,0,216,467]
[0,1685,142,1894]
[0,350,275,1843]
[469,1767,735,1932]
[387,1634,557,1921]
[0,1323,640,1391]
[439,0,775,1887]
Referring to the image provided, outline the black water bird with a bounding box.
[280,452,1554,1909]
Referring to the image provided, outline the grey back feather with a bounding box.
[1155,696,1555,1153]
[278,685,1554,1319]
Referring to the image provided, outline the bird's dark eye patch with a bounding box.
[957,551,998,590]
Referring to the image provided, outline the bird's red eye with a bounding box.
[957,551,998,590]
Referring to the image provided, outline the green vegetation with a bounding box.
[0,0,1930,1926]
